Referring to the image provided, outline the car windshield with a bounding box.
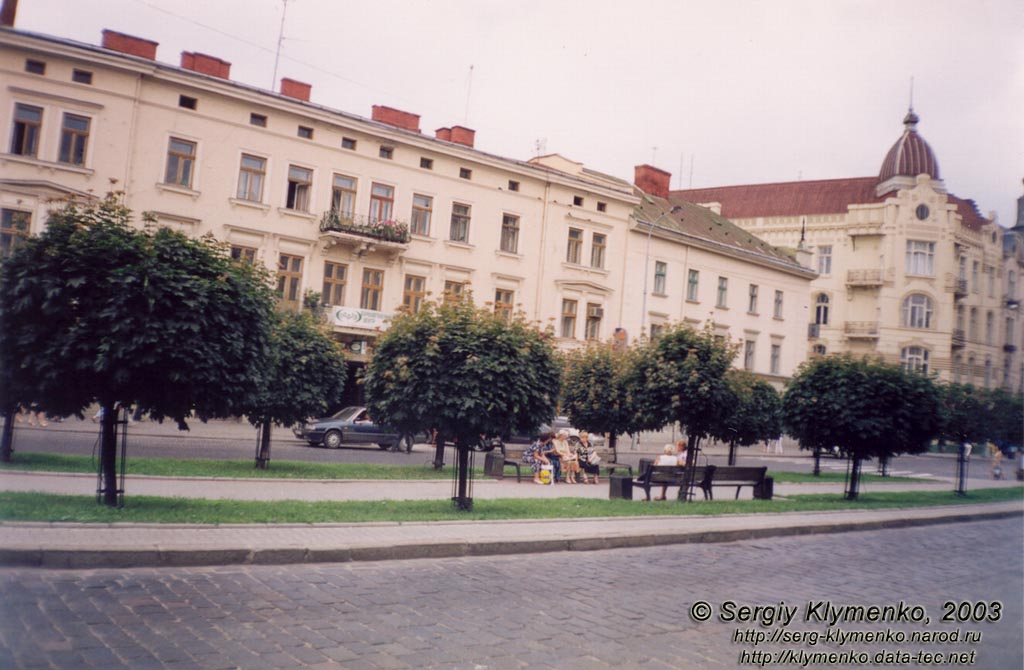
[330,407,365,422]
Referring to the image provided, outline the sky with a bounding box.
[13,0,1024,226]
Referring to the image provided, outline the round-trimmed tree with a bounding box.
[561,342,639,463]
[716,370,782,466]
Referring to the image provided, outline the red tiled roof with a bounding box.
[947,194,988,231]
[670,177,884,219]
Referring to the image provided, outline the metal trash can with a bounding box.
[609,474,633,500]
[484,451,505,478]
[754,476,774,500]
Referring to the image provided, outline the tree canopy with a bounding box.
[716,370,782,464]
[561,343,638,461]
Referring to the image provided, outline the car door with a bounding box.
[348,409,378,444]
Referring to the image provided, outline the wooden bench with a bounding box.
[632,463,712,501]
[704,465,768,500]
[500,447,628,482]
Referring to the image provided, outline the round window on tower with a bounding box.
[915,204,930,221]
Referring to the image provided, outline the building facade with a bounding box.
[673,111,1023,392]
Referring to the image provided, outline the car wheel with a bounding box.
[323,430,343,449]
[378,442,394,450]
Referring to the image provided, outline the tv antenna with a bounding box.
[271,0,291,89]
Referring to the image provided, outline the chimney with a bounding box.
[449,125,475,148]
[1,0,18,27]
[101,29,159,60]
[634,164,671,199]
[280,78,311,102]
[435,127,452,142]
[371,105,421,133]
[181,52,231,79]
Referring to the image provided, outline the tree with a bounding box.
[249,311,348,469]
[986,388,1023,449]
[561,343,639,463]
[363,297,561,509]
[936,383,991,447]
[629,323,737,499]
[0,197,275,505]
[716,370,782,466]
[782,354,941,500]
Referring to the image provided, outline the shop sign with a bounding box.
[330,306,392,331]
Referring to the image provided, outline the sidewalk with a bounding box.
[1,469,1020,569]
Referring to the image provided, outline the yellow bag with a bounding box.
[539,465,553,485]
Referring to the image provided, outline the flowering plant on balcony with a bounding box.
[319,211,411,243]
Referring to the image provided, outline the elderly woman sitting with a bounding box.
[523,432,553,484]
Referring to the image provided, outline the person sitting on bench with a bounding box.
[653,444,678,500]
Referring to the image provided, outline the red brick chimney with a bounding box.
[435,127,452,141]
[371,105,421,133]
[181,52,231,79]
[280,78,311,102]
[1,0,18,27]
[634,164,671,199]
[101,29,158,60]
[449,125,475,148]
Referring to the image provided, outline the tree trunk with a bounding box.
[812,447,822,476]
[453,438,472,511]
[608,432,618,463]
[432,431,446,470]
[99,400,118,507]
[844,454,862,500]
[728,440,737,466]
[255,420,272,469]
[681,434,701,502]
[0,407,14,463]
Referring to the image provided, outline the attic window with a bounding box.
[178,95,198,110]
[72,69,93,85]
[25,59,46,75]
[459,167,472,180]
[249,113,267,127]
[297,125,314,139]
[597,201,607,212]
[508,180,520,192]
[379,145,394,159]
[341,137,357,150]
[573,196,584,206]
[420,157,433,170]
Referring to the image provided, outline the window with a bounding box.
[410,194,432,236]
[653,261,667,295]
[72,69,93,85]
[984,359,992,388]
[817,245,832,275]
[986,311,994,345]
[812,344,827,356]
[987,266,995,298]
[285,165,312,211]
[58,113,90,166]
[419,157,433,169]
[508,180,520,192]
[591,233,606,269]
[1007,318,1015,347]
[774,290,784,319]
[716,277,728,308]
[573,195,584,207]
[379,146,394,159]
[597,201,607,213]
[403,275,426,313]
[361,269,383,311]
[495,289,514,321]
[650,323,665,340]
[164,138,196,187]
[770,344,781,374]
[236,154,266,202]
[969,308,978,341]
[443,280,467,303]
[560,299,577,338]
[331,175,357,219]
[322,262,347,306]
[297,125,313,139]
[687,270,699,302]
[276,254,303,307]
[1,209,30,257]
[500,214,520,253]
[901,294,933,329]
[953,354,963,383]
[748,284,759,314]
[459,167,472,180]
[905,240,935,276]
[249,113,267,127]
[743,341,756,371]
[178,95,197,110]
[1009,271,1018,299]
[958,255,967,280]
[968,355,976,381]
[956,305,965,332]
[341,137,357,150]
[814,294,830,325]
[25,59,45,75]
[971,261,980,292]
[10,103,42,157]
[369,183,394,223]
[585,303,602,340]
[450,203,471,242]
[901,346,929,374]
[230,245,256,265]
[566,228,583,264]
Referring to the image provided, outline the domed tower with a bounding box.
[876,109,943,197]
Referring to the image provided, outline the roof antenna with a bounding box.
[271,0,290,89]
[908,75,915,111]
[800,216,806,245]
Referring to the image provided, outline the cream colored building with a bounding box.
[1,24,814,400]
[674,110,1023,392]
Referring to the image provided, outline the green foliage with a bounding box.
[782,354,942,460]
[0,196,275,425]
[987,388,1023,447]
[936,383,991,445]
[627,323,738,439]
[718,370,782,446]
[363,296,561,443]
[562,343,640,438]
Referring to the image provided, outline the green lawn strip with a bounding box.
[0,487,1018,524]
[768,471,926,484]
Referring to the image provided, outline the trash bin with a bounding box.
[754,476,774,500]
[484,451,505,478]
[609,474,633,500]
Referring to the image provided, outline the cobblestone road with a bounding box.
[1,518,1021,669]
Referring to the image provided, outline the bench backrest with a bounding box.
[710,466,766,484]
[642,464,709,485]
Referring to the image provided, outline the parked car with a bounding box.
[293,406,411,451]
[488,416,606,451]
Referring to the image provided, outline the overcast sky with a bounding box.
[14,0,1024,226]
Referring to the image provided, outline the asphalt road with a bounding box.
[1,517,1020,669]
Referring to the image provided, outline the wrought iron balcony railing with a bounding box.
[319,210,411,244]
[846,269,883,286]
[951,329,966,348]
[844,321,880,338]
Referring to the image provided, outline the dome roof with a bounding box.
[878,109,940,182]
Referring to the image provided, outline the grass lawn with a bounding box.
[0,487,1018,524]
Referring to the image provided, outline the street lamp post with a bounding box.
[639,205,682,338]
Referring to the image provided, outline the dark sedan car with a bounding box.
[293,406,410,451]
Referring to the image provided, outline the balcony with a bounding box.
[945,274,968,299]
[807,323,821,339]
[1005,343,1018,353]
[844,321,880,339]
[951,329,966,348]
[1005,294,1020,310]
[846,269,883,287]
[319,211,411,260]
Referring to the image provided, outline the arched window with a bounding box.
[953,353,962,384]
[814,293,830,325]
[968,355,976,382]
[985,311,994,345]
[984,359,992,388]
[901,294,933,329]
[901,346,929,375]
